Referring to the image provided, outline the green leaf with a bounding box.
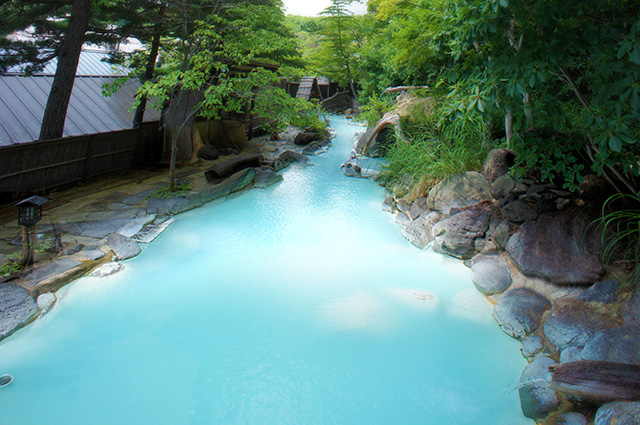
[609,134,622,152]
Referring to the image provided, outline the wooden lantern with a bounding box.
[15,195,48,226]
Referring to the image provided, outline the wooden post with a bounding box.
[19,225,35,266]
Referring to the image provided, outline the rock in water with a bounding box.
[432,206,491,259]
[493,288,551,340]
[471,257,512,295]
[0,283,39,341]
[519,355,560,419]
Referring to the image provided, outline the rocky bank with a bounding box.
[357,142,640,424]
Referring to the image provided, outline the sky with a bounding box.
[282,0,367,16]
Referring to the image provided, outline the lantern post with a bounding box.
[14,196,48,267]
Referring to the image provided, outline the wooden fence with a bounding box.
[0,121,162,203]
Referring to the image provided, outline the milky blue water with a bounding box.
[0,116,530,425]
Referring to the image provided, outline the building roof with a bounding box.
[296,76,322,100]
[4,49,128,77]
[0,51,159,146]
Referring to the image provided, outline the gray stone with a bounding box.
[201,168,256,204]
[408,197,428,220]
[122,189,158,205]
[471,257,512,295]
[382,196,397,213]
[521,335,544,358]
[506,208,604,285]
[542,299,619,352]
[132,218,175,244]
[518,355,560,419]
[81,249,106,261]
[107,233,141,261]
[560,347,583,363]
[342,162,361,177]
[595,402,640,425]
[302,141,323,155]
[432,207,491,259]
[580,279,619,304]
[394,212,412,227]
[74,218,131,238]
[0,283,38,341]
[401,211,441,249]
[116,214,156,237]
[278,150,310,167]
[294,131,319,145]
[492,175,516,199]
[493,288,551,340]
[36,292,56,313]
[255,168,283,188]
[23,258,83,288]
[623,287,640,326]
[396,200,411,213]
[482,148,515,182]
[581,326,640,365]
[90,262,125,277]
[427,171,492,213]
[514,182,529,195]
[544,412,588,425]
[502,200,539,223]
[62,241,84,255]
[488,217,514,250]
[146,198,179,215]
[170,193,204,215]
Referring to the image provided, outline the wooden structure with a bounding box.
[0,122,161,203]
[296,77,322,100]
[550,361,640,402]
[321,91,352,113]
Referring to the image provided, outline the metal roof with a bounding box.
[0,75,160,146]
[4,50,128,76]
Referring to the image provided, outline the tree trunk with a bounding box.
[38,0,91,141]
[133,26,162,127]
[505,106,514,148]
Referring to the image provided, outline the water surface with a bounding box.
[0,116,530,425]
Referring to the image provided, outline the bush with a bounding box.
[379,94,496,194]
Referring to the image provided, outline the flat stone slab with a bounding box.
[132,218,175,243]
[23,258,83,288]
[70,218,132,238]
[90,262,125,277]
[80,249,106,261]
[115,214,156,238]
[122,188,158,205]
[0,283,39,341]
[107,233,141,261]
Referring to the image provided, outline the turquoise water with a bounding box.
[0,116,530,425]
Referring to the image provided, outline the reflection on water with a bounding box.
[0,116,531,425]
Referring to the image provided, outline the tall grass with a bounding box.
[378,96,493,195]
[594,193,640,286]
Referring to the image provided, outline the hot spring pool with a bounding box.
[0,116,531,425]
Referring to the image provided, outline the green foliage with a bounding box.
[357,94,396,127]
[380,94,494,190]
[0,260,22,278]
[595,193,640,285]
[147,183,193,199]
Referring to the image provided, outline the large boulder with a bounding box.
[580,326,640,365]
[0,283,39,341]
[622,286,640,326]
[471,257,512,295]
[482,148,515,182]
[196,145,219,161]
[294,131,320,146]
[432,206,491,259]
[401,211,441,249]
[427,172,492,213]
[278,150,310,168]
[107,233,142,261]
[506,208,604,285]
[493,288,551,340]
[580,279,619,304]
[204,154,263,184]
[502,200,539,223]
[595,402,640,425]
[521,335,544,358]
[492,175,516,200]
[542,299,619,352]
[519,355,560,419]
